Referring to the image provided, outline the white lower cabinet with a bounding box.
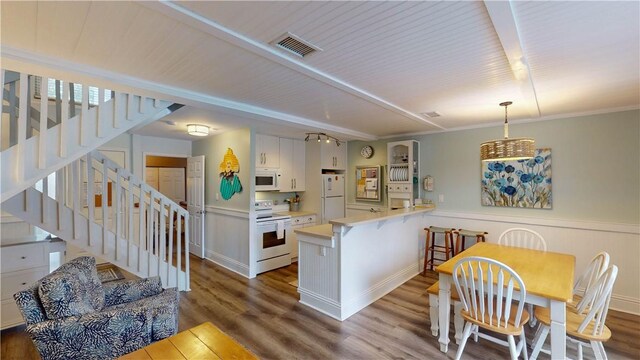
[290,214,316,260]
[1,241,51,329]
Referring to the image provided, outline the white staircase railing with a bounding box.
[1,69,172,201]
[2,150,190,290]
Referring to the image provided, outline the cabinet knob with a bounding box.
[21,256,26,259]
[21,282,27,285]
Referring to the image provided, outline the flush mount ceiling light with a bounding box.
[480,101,534,162]
[187,124,210,137]
[304,132,341,146]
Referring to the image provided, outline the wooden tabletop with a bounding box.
[436,242,575,302]
[120,322,258,360]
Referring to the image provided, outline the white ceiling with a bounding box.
[1,1,638,141]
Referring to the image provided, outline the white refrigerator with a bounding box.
[321,174,345,223]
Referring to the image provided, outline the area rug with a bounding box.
[96,264,125,283]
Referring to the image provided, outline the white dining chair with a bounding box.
[572,252,610,310]
[452,256,529,360]
[498,227,546,327]
[530,265,618,360]
[498,228,547,251]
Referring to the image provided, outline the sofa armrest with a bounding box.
[103,276,163,307]
[26,307,153,360]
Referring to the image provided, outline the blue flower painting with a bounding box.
[481,148,552,209]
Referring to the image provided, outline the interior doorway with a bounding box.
[144,155,187,205]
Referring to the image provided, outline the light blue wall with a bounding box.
[347,110,640,224]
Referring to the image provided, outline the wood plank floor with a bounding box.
[2,255,639,359]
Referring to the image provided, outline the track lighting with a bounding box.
[304,132,342,147]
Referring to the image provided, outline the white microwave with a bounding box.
[255,170,280,191]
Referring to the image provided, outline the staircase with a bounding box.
[1,69,190,291]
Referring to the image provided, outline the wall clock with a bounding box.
[360,145,374,159]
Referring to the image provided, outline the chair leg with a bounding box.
[529,304,537,327]
[592,341,608,360]
[454,301,464,344]
[428,232,436,271]
[507,335,519,360]
[530,325,549,360]
[423,230,430,275]
[578,341,584,360]
[454,322,473,360]
[428,293,439,337]
[455,233,461,255]
[520,331,529,360]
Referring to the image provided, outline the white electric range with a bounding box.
[254,200,292,274]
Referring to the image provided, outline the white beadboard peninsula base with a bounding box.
[296,207,433,321]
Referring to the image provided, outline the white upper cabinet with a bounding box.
[256,134,280,169]
[279,138,305,192]
[320,141,346,170]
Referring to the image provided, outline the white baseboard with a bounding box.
[341,263,419,320]
[205,250,250,278]
[609,293,640,315]
[298,288,342,321]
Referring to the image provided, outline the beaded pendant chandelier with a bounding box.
[480,101,534,162]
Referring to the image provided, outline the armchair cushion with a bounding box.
[108,287,179,341]
[37,257,106,320]
[38,272,95,320]
[103,277,164,307]
[26,307,153,360]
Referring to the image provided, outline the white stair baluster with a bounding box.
[127,94,135,120]
[127,175,134,267]
[59,80,68,158]
[147,190,154,277]
[115,167,121,261]
[184,213,189,290]
[167,204,174,287]
[98,88,105,138]
[176,211,181,288]
[159,197,165,283]
[41,175,48,224]
[86,154,95,245]
[101,159,108,254]
[72,160,80,239]
[81,85,89,146]
[39,76,48,169]
[16,73,28,182]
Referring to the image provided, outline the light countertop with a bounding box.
[329,204,435,228]
[294,223,333,239]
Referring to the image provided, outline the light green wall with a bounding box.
[346,110,640,224]
[346,140,389,206]
[192,128,252,211]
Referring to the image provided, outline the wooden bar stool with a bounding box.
[423,226,455,274]
[455,229,488,254]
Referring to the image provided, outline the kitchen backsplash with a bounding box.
[255,191,303,205]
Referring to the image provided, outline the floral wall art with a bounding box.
[481,148,552,209]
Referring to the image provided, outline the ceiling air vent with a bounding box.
[271,32,322,58]
[421,111,442,118]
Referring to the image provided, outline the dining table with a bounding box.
[435,242,575,359]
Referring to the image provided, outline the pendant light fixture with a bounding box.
[480,101,534,162]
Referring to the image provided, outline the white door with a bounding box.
[187,156,205,258]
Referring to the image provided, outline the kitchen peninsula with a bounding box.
[295,205,435,320]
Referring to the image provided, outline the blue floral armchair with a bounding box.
[13,257,179,360]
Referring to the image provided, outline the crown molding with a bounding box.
[142,1,444,130]
[1,46,377,141]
